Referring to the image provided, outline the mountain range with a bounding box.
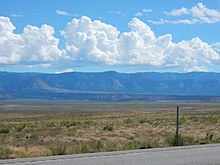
[1,71,220,101]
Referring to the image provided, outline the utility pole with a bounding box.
[176,106,179,146]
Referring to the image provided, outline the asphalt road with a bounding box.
[1,144,220,165]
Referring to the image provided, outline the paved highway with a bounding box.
[1,144,220,165]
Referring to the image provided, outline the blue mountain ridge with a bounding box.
[0,71,220,101]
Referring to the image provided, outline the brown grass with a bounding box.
[0,101,220,158]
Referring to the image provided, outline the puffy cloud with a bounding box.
[61,16,120,65]
[164,38,219,72]
[150,3,220,24]
[1,15,220,72]
[62,16,220,72]
[164,7,189,16]
[191,3,220,23]
[0,16,66,66]
[213,42,220,53]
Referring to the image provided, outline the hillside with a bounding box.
[0,71,220,101]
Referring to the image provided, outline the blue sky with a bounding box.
[0,0,220,73]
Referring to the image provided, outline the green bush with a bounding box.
[89,140,105,152]
[123,140,141,150]
[74,140,106,154]
[139,118,147,124]
[30,134,39,140]
[16,124,26,132]
[140,139,160,149]
[50,143,67,155]
[124,117,133,124]
[60,121,79,128]
[103,124,113,132]
[0,128,9,134]
[74,143,91,154]
[165,134,195,146]
[199,132,215,144]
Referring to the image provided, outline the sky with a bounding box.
[0,0,220,73]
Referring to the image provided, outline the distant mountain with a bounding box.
[1,71,220,101]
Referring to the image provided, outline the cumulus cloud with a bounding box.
[190,3,220,23]
[0,15,220,72]
[0,16,66,66]
[61,16,120,65]
[56,10,71,16]
[213,42,220,53]
[61,16,220,72]
[150,3,220,24]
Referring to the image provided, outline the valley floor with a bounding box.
[0,100,220,159]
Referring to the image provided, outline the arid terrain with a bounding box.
[0,100,220,159]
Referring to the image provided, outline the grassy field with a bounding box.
[0,100,220,159]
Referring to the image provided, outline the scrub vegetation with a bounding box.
[0,100,220,159]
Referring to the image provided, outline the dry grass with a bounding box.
[0,101,220,159]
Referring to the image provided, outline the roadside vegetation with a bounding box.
[0,101,220,159]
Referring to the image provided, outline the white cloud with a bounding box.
[61,16,120,65]
[213,42,220,52]
[55,68,74,74]
[11,13,23,17]
[191,3,220,23]
[148,18,198,25]
[108,11,126,16]
[135,9,152,17]
[61,16,220,72]
[142,9,153,13]
[164,7,189,16]
[56,10,71,16]
[0,16,67,66]
[135,12,143,17]
[0,15,220,72]
[151,3,220,24]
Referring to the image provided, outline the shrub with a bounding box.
[165,134,195,146]
[74,140,106,154]
[0,128,9,134]
[89,140,105,152]
[140,139,160,149]
[0,145,12,159]
[61,121,78,128]
[30,134,39,140]
[74,143,91,154]
[124,117,133,124]
[123,140,142,150]
[199,132,215,144]
[103,124,113,132]
[16,124,26,132]
[179,117,186,125]
[139,118,147,124]
[50,143,66,155]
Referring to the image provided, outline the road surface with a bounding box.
[1,144,220,165]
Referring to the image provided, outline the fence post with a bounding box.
[176,106,179,146]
